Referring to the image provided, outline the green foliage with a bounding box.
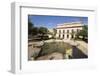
[32,27,39,35]
[28,19,34,35]
[28,18,49,37]
[39,27,48,35]
[76,25,88,40]
[28,20,49,39]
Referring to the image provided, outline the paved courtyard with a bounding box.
[28,39,88,60]
[36,52,64,60]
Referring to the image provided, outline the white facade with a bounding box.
[56,22,83,40]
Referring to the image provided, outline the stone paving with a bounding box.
[28,39,88,60]
[28,41,44,60]
[63,39,88,55]
[45,39,88,56]
[36,52,63,60]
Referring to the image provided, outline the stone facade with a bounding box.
[56,22,83,40]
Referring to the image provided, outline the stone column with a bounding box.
[69,34,71,40]
[64,34,67,39]
[60,34,63,39]
[60,29,62,39]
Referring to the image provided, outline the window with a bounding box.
[59,30,61,34]
[72,29,74,33]
[77,29,79,32]
[71,35,74,38]
[59,34,60,38]
[67,30,69,33]
[63,30,65,33]
[63,34,64,39]
[67,34,69,38]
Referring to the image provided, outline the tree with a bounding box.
[32,27,39,35]
[28,19,34,35]
[38,27,49,39]
[52,28,57,39]
[39,27,48,35]
[76,25,88,41]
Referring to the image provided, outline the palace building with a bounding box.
[56,22,83,40]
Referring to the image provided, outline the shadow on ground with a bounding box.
[71,46,88,59]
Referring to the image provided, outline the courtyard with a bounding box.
[28,39,88,60]
[28,15,88,61]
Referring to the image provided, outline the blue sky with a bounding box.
[28,15,88,29]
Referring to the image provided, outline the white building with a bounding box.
[56,22,83,40]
